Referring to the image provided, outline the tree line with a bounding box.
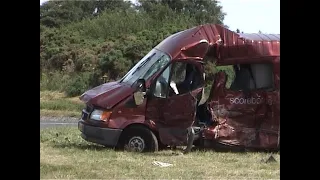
[40,0,229,97]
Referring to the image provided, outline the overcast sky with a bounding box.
[40,0,280,34]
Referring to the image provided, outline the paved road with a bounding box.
[40,116,79,129]
[40,121,78,129]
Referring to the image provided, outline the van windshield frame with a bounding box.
[120,48,171,85]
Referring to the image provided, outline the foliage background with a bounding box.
[40,0,234,97]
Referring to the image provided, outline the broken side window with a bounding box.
[152,61,205,98]
[143,54,170,81]
[250,63,274,90]
[169,62,204,96]
[228,63,274,91]
[153,65,171,98]
[170,62,187,85]
[229,64,255,91]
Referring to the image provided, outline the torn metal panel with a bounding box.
[155,24,280,65]
[205,88,280,149]
[204,61,280,150]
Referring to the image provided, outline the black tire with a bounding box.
[121,126,159,152]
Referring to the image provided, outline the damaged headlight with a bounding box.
[90,109,112,121]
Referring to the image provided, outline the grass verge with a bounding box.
[40,91,83,117]
[40,127,280,179]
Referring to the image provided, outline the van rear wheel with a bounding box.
[122,126,159,152]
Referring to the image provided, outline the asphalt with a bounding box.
[40,121,78,129]
[40,116,79,129]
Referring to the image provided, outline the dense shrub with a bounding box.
[64,73,92,97]
[40,0,226,97]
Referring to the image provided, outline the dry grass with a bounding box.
[40,127,280,179]
[40,109,80,117]
[40,91,83,117]
[40,91,65,100]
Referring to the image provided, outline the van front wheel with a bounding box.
[122,126,159,152]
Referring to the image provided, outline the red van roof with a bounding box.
[238,33,280,41]
[154,24,280,65]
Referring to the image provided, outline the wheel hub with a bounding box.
[128,136,145,152]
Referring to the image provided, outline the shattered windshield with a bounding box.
[120,49,171,85]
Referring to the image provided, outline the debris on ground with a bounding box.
[152,161,173,167]
[261,154,277,163]
[171,151,184,156]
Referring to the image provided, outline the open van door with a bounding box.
[146,61,204,146]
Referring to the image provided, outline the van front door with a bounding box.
[146,61,204,146]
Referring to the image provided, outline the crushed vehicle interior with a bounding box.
[78,24,280,153]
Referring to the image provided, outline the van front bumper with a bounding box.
[78,120,122,147]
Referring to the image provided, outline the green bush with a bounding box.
[64,72,93,97]
[40,0,226,95]
[40,72,71,91]
[40,71,99,97]
[40,99,84,111]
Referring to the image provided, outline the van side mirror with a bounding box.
[133,79,146,106]
[136,79,146,92]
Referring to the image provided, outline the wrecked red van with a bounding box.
[78,24,280,152]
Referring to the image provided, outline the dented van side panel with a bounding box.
[204,60,279,150]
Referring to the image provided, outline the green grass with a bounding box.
[40,91,83,117]
[40,99,84,111]
[40,127,280,179]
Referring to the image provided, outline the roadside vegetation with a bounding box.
[40,91,83,117]
[40,127,280,179]
[40,0,234,98]
[40,0,236,117]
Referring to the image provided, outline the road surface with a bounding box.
[40,116,79,129]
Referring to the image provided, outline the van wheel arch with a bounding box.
[117,124,162,152]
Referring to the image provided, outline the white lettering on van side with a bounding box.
[229,97,263,105]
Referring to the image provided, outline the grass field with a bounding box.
[40,91,83,117]
[40,127,280,179]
